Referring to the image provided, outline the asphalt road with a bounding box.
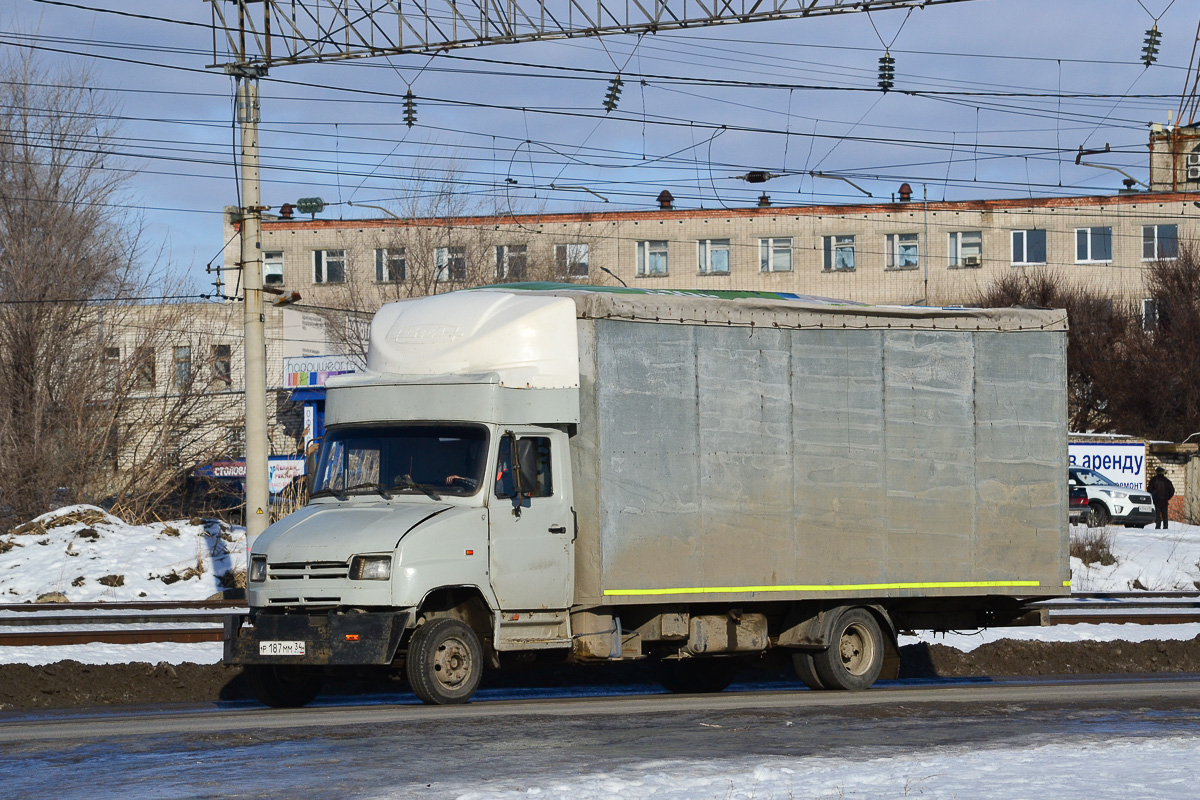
[7,677,1200,799]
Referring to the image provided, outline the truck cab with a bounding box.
[226,292,581,706]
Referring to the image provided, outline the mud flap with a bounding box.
[225,610,413,666]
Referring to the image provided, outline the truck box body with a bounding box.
[566,292,1070,605]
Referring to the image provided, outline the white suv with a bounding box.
[1068,467,1155,528]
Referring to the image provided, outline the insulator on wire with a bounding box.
[878,52,895,93]
[403,89,417,128]
[1142,26,1162,67]
[603,75,624,113]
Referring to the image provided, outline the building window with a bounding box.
[172,346,192,388]
[636,240,669,276]
[263,251,284,285]
[760,237,793,272]
[211,344,232,385]
[823,235,856,271]
[555,243,589,277]
[948,231,983,267]
[313,249,346,284]
[133,347,155,391]
[375,248,406,282]
[495,244,528,280]
[1011,229,1047,265]
[102,347,120,389]
[160,431,181,467]
[1076,227,1113,263]
[435,246,467,282]
[1142,298,1159,332]
[226,426,245,458]
[885,233,919,270]
[697,239,730,274]
[1143,224,1179,260]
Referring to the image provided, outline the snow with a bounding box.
[0,504,246,602]
[433,737,1200,799]
[1070,521,1200,592]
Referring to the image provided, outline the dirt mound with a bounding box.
[2,636,1198,711]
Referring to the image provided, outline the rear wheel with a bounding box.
[244,664,324,708]
[406,618,484,705]
[1088,501,1111,527]
[791,650,826,690]
[655,658,736,694]
[812,608,884,692]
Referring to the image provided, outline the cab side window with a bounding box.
[494,436,553,498]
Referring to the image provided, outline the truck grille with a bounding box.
[268,561,349,581]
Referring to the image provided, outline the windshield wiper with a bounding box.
[394,474,442,501]
[343,481,393,500]
[310,487,348,501]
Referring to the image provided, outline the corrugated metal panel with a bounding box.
[584,318,1067,603]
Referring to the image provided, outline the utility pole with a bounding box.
[230,65,271,543]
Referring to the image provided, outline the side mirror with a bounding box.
[305,440,320,495]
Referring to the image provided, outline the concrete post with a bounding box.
[236,73,270,542]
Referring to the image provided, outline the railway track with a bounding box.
[1,594,1198,647]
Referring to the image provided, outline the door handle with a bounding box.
[548,524,567,534]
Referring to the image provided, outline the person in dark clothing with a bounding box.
[1148,467,1175,530]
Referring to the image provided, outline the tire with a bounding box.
[406,618,484,705]
[791,650,826,690]
[1088,502,1111,528]
[812,608,885,692]
[244,664,324,708]
[655,658,736,694]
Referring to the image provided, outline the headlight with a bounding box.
[249,555,267,583]
[350,555,392,581]
[1099,489,1126,499]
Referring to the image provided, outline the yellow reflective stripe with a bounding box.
[603,580,1042,597]
[1063,580,1073,587]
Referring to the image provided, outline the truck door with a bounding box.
[488,429,573,610]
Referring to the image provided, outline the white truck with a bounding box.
[226,287,1070,706]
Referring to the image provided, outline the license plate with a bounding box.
[1138,505,1153,513]
[259,640,306,656]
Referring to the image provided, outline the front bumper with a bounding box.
[1116,508,1156,526]
[224,609,414,666]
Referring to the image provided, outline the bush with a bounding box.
[1071,527,1117,567]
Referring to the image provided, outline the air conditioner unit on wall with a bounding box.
[1188,166,1200,181]
[1188,153,1200,166]
[961,255,981,267]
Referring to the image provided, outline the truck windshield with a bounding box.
[312,423,489,498]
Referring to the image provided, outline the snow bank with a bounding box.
[439,737,1200,799]
[0,505,246,603]
[1070,521,1200,592]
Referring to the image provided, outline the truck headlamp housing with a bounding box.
[350,555,393,581]
[249,555,267,583]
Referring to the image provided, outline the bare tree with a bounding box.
[0,50,240,524]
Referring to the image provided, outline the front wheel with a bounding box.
[812,608,885,692]
[406,618,484,705]
[1088,502,1111,527]
[244,664,324,708]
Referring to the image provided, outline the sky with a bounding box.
[2,0,1198,288]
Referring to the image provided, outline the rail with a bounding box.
[0,594,1197,647]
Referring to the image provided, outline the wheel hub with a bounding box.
[839,624,873,676]
[433,637,472,688]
